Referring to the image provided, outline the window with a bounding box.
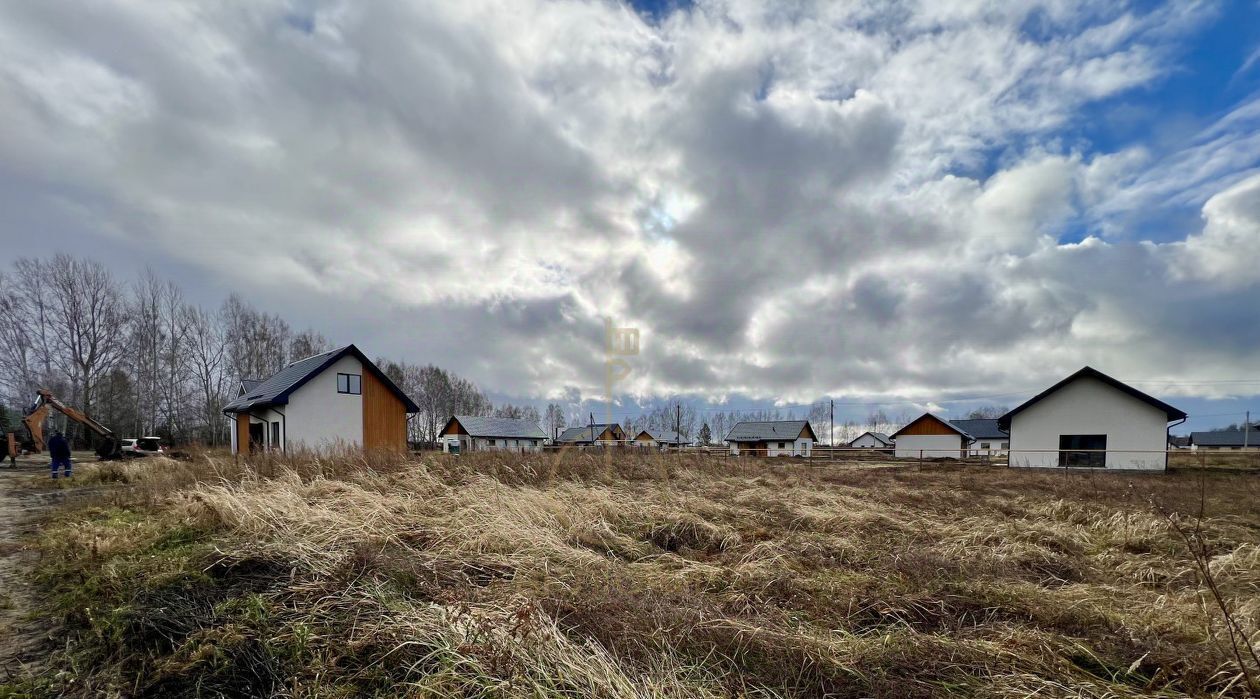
[488,439,496,446]
[980,442,990,450]
[337,373,361,395]
[1059,434,1106,468]
[271,422,281,450]
[778,442,786,449]
[1001,442,1010,449]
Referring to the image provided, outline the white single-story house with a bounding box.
[891,413,973,459]
[223,345,418,455]
[999,366,1187,471]
[726,421,816,457]
[632,429,689,449]
[949,419,1010,457]
[1187,428,1259,451]
[555,423,627,446]
[439,415,547,454]
[848,431,893,449]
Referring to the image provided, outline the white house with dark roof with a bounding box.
[891,413,973,458]
[949,419,1009,457]
[848,431,893,449]
[725,420,816,457]
[439,416,547,453]
[999,366,1187,471]
[1188,428,1258,451]
[223,345,418,455]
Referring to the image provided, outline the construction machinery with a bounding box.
[3,389,121,461]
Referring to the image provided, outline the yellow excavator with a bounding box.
[2,389,121,462]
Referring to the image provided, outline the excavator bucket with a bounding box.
[96,437,121,460]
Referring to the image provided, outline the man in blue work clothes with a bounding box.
[48,431,72,479]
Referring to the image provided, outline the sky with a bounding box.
[1,0,1258,433]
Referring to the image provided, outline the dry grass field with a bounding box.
[7,450,1260,697]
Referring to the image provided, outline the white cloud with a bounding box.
[0,0,1256,402]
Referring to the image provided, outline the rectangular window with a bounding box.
[271,422,281,449]
[778,442,786,449]
[1001,442,1010,449]
[337,373,361,394]
[980,442,990,449]
[1059,434,1106,468]
[488,439,496,446]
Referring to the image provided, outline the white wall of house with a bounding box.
[441,435,542,453]
[894,434,965,458]
[966,439,1010,457]
[284,355,364,451]
[1007,376,1170,470]
[730,439,812,456]
[850,434,889,449]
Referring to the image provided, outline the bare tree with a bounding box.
[544,403,566,440]
[46,255,126,447]
[186,304,229,445]
[289,329,331,362]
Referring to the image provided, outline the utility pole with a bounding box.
[830,399,834,447]
[675,403,681,453]
[1246,410,1251,449]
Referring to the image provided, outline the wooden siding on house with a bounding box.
[440,417,469,436]
[236,413,250,455]
[362,370,408,451]
[898,414,958,436]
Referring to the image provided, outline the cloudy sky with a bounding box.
[2,0,1258,428]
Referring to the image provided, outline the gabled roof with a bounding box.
[222,345,419,414]
[949,419,1007,440]
[890,413,973,440]
[556,424,621,442]
[725,420,816,442]
[635,429,688,445]
[849,431,892,447]
[443,415,546,440]
[997,366,1186,431]
[238,379,262,396]
[1189,430,1257,447]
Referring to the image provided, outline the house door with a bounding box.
[249,422,265,452]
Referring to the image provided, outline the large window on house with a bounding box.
[1059,434,1106,468]
[337,373,361,395]
[271,422,281,449]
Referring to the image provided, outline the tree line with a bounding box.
[0,255,510,448]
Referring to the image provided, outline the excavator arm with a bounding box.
[22,389,119,459]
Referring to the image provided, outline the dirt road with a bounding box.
[0,456,102,681]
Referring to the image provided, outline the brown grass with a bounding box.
[13,450,1260,697]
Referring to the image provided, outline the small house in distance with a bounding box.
[633,429,689,449]
[848,431,893,449]
[555,423,627,446]
[1188,428,1258,451]
[223,345,418,455]
[949,419,1009,456]
[999,366,1186,471]
[891,413,972,458]
[439,416,547,454]
[726,421,816,457]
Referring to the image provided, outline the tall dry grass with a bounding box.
[19,450,1260,697]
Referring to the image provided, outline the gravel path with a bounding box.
[0,456,107,682]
